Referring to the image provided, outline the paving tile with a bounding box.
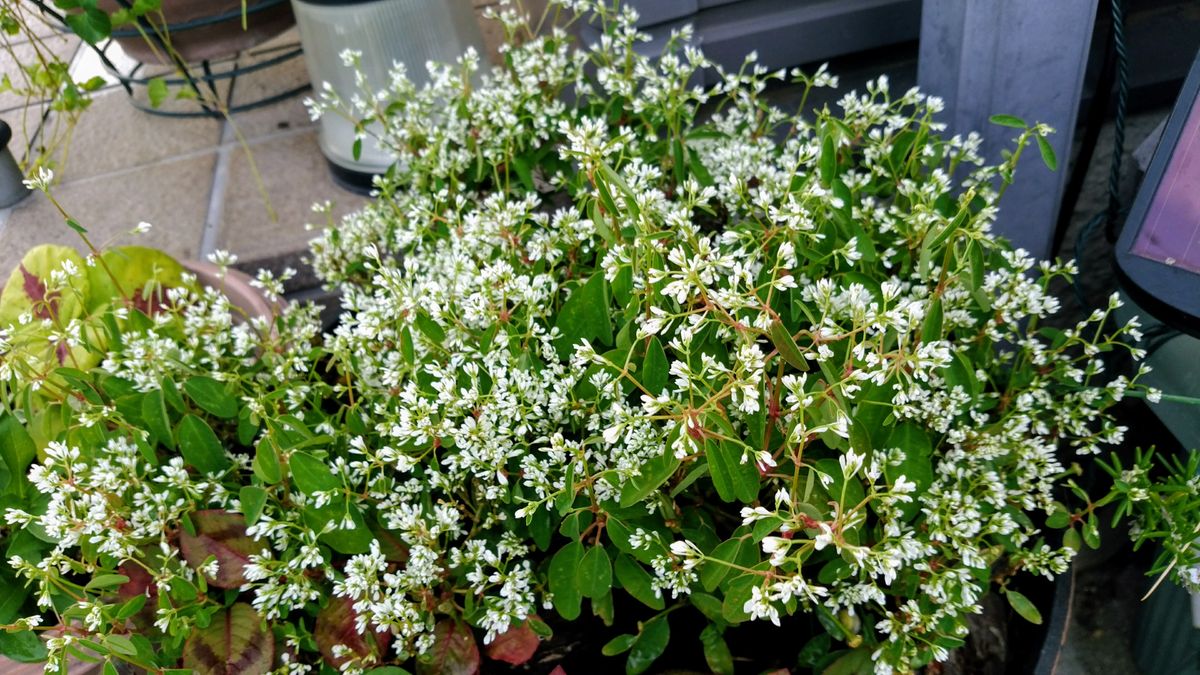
[216,129,365,266]
[46,89,221,183]
[0,32,81,113]
[0,153,215,275]
[226,43,314,141]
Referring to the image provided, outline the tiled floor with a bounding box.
[0,26,366,284]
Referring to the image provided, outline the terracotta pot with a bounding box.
[182,259,280,324]
[96,0,295,64]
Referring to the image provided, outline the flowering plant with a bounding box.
[1,2,1196,675]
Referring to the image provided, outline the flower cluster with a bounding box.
[0,2,1189,675]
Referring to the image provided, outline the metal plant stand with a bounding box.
[32,0,310,119]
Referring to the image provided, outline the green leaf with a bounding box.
[184,376,239,419]
[0,415,36,498]
[705,438,759,503]
[614,555,664,610]
[701,537,755,592]
[768,318,808,371]
[1005,589,1043,625]
[550,541,583,620]
[84,574,130,591]
[699,624,733,675]
[1037,134,1058,171]
[289,451,340,494]
[579,545,613,599]
[641,336,669,395]
[182,603,274,675]
[884,423,933,519]
[602,633,637,656]
[988,114,1028,129]
[103,634,138,657]
[352,138,363,162]
[824,646,873,675]
[239,485,268,524]
[414,313,445,343]
[922,297,943,344]
[147,77,168,108]
[618,447,679,508]
[820,132,836,186]
[0,630,48,663]
[65,7,112,44]
[252,438,282,484]
[554,273,614,359]
[366,668,413,675]
[626,615,669,675]
[177,415,231,475]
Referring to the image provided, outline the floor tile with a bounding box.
[0,153,216,275]
[216,129,365,265]
[226,43,314,140]
[46,89,221,183]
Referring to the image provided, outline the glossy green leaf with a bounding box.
[989,114,1027,129]
[579,545,613,599]
[253,439,282,484]
[1036,135,1058,171]
[614,555,664,610]
[625,615,669,675]
[768,318,808,371]
[290,451,340,494]
[239,485,268,524]
[147,77,168,108]
[554,273,613,359]
[184,376,238,419]
[706,438,759,503]
[602,633,636,656]
[1005,589,1043,625]
[177,415,230,475]
[550,541,583,620]
[641,336,669,395]
[618,447,679,508]
[699,624,733,675]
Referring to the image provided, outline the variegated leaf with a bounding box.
[182,603,273,675]
[179,510,268,589]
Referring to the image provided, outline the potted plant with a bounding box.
[1,2,1196,674]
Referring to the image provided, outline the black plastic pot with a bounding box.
[0,120,30,208]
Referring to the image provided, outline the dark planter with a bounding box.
[97,0,295,64]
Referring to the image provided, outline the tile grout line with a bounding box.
[198,118,237,259]
[198,56,243,260]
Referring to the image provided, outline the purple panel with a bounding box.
[1133,94,1200,273]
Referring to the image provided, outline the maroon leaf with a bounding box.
[485,619,541,666]
[417,620,480,675]
[178,510,268,589]
[19,263,59,320]
[315,597,392,669]
[182,603,274,675]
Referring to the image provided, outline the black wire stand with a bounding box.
[32,0,311,119]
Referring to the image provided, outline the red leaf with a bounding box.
[315,597,392,670]
[178,509,268,589]
[19,263,59,320]
[418,620,480,675]
[485,619,540,666]
[548,667,567,675]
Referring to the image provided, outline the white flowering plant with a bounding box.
[1,2,1198,675]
